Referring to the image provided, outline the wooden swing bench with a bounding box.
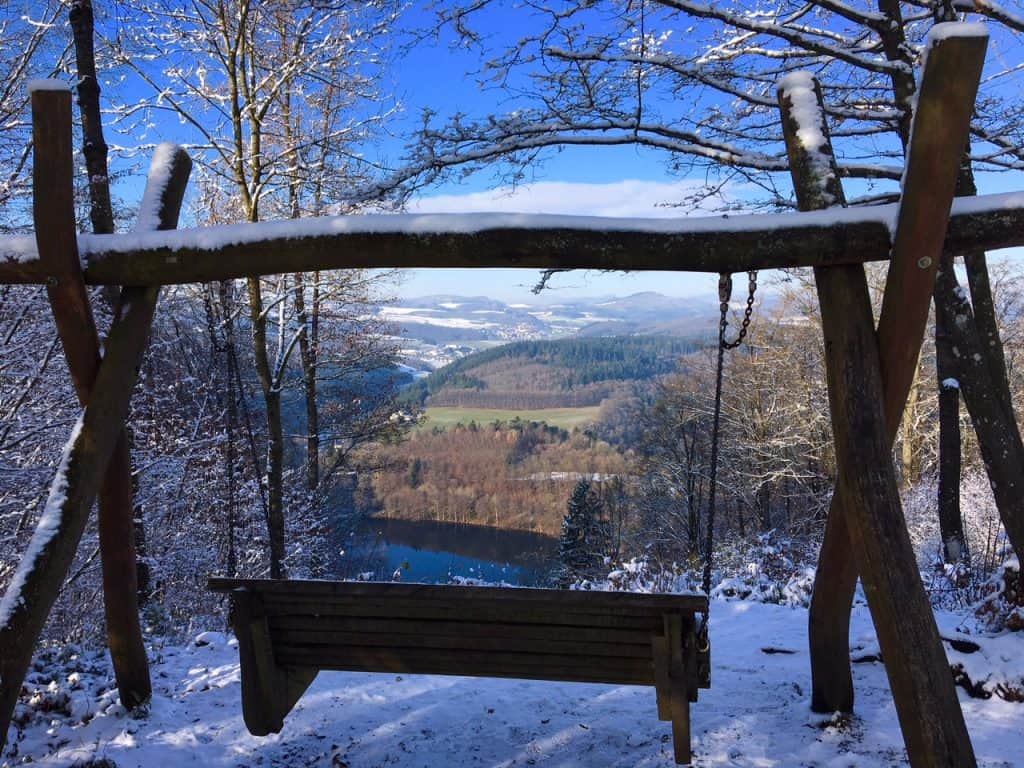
[208,577,710,764]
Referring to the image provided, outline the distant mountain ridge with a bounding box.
[400,335,708,410]
[380,291,730,371]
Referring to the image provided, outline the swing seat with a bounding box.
[208,578,710,765]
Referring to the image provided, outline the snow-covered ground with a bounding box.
[4,601,1022,767]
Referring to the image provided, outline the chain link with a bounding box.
[719,270,758,350]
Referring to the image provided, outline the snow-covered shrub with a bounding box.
[603,557,696,594]
[707,532,818,607]
[903,471,1014,609]
[578,533,818,607]
[3,645,122,762]
[971,557,1023,634]
[555,556,696,594]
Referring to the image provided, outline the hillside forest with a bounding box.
[365,268,1024,596]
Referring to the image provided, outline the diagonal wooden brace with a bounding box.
[779,25,986,768]
[802,27,988,716]
[0,281,160,751]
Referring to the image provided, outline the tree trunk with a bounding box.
[293,272,319,491]
[756,481,771,531]
[933,258,1024,560]
[283,86,320,495]
[70,1,156,694]
[207,281,241,578]
[900,362,921,487]
[133,486,151,605]
[222,282,240,578]
[935,288,967,564]
[246,276,287,579]
[928,143,1024,562]
[69,1,115,238]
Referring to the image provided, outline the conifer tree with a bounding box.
[557,480,609,586]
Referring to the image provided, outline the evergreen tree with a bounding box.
[408,458,423,489]
[556,480,609,586]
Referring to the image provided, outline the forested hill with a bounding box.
[401,335,706,409]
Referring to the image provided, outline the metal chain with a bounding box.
[720,270,758,350]
[699,271,758,647]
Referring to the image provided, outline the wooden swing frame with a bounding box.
[0,26,1012,767]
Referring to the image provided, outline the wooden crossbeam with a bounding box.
[2,195,1024,286]
[780,23,986,768]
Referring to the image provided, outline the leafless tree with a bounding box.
[105,0,402,576]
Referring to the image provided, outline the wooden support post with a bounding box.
[773,72,857,714]
[31,88,102,400]
[27,90,192,713]
[230,588,284,735]
[29,86,151,710]
[0,89,191,750]
[651,633,672,721]
[228,588,316,737]
[816,266,976,767]
[801,25,988,717]
[664,614,692,765]
[0,279,161,751]
[779,27,985,766]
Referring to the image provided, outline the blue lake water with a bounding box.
[336,517,558,586]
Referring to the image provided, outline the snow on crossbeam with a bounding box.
[2,192,1024,285]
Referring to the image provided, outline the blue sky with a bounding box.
[92,2,724,301]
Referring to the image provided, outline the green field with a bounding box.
[421,406,602,430]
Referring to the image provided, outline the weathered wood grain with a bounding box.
[209,577,706,613]
[779,35,983,767]
[800,31,989,720]
[816,263,975,767]
[876,31,988,434]
[216,578,706,764]
[31,89,101,402]
[4,191,1024,289]
[269,616,652,645]
[665,614,692,765]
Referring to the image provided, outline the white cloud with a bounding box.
[407,179,725,218]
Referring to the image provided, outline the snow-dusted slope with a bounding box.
[5,601,1022,767]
